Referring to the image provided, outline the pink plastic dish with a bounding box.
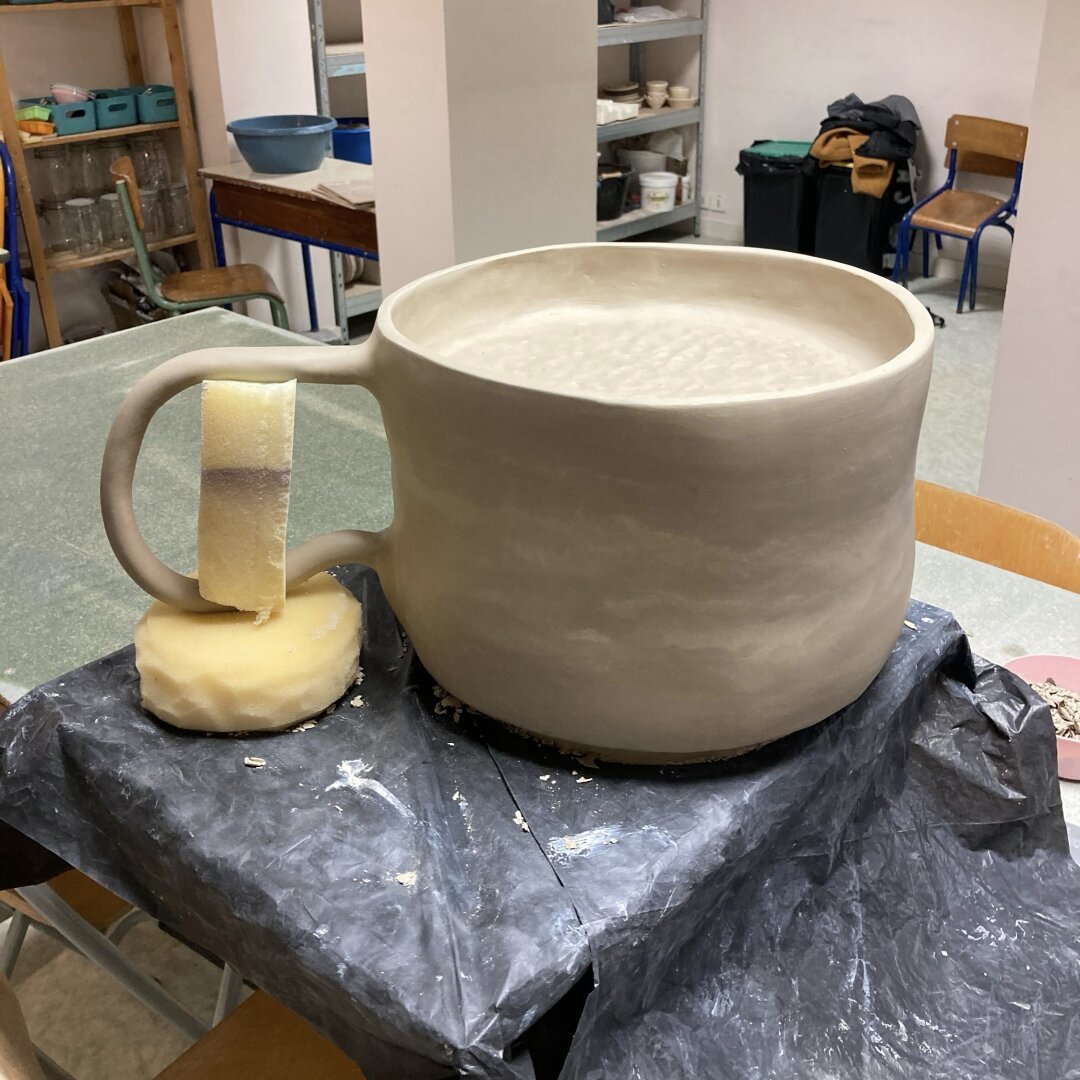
[51,84,91,104]
[1004,654,1080,781]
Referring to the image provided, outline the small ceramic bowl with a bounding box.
[645,93,667,110]
[668,98,698,110]
[668,85,692,100]
[1004,654,1080,781]
[645,80,669,91]
[52,83,92,104]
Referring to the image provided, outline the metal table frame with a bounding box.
[208,185,378,336]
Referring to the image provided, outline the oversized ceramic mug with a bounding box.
[102,244,934,762]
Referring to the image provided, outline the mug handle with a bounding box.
[100,341,383,612]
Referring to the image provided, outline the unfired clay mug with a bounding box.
[101,244,933,762]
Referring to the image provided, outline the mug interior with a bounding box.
[384,244,925,403]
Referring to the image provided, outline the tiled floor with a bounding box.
[0,268,1066,1079]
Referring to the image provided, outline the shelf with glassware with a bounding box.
[0,0,212,349]
[594,3,706,242]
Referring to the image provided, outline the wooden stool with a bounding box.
[155,992,366,1079]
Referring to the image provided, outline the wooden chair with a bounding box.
[155,991,366,1080]
[893,115,1027,313]
[110,157,289,328]
[915,480,1080,593]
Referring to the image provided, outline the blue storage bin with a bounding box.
[129,85,178,124]
[332,117,371,164]
[92,89,137,130]
[19,97,96,136]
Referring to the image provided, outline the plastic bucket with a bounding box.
[596,165,632,221]
[638,171,678,214]
[332,118,372,164]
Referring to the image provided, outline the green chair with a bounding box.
[110,157,289,328]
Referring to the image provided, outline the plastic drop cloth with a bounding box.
[1,565,1078,1079]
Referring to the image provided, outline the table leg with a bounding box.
[301,243,318,331]
[209,188,227,270]
[17,884,208,1042]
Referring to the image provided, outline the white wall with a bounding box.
[701,0,1046,284]
[979,0,1079,532]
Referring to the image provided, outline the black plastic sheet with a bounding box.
[1,566,1078,1079]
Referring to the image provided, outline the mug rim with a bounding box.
[376,242,935,409]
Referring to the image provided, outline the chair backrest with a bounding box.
[915,480,1080,593]
[945,115,1028,177]
[110,156,163,303]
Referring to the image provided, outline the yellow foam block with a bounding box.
[198,379,296,619]
[136,573,362,733]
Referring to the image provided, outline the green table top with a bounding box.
[1,308,390,699]
[1,307,1078,702]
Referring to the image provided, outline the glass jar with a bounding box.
[35,147,72,204]
[71,144,104,199]
[141,189,166,244]
[98,192,128,249]
[65,197,103,255]
[98,137,129,194]
[40,199,76,256]
[162,183,192,238]
[129,134,170,191]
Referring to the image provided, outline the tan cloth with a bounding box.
[810,127,894,198]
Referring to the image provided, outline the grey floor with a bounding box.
[0,271,1051,1079]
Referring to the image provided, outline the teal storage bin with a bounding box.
[19,97,96,136]
[130,85,178,124]
[92,89,137,130]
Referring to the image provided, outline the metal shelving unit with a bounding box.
[595,3,707,243]
[308,0,378,340]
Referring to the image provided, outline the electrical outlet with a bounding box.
[701,192,726,213]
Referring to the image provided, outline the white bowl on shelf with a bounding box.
[669,97,698,110]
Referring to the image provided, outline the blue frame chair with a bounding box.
[1,139,32,359]
[893,114,1027,313]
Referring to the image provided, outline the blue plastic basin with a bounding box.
[226,114,337,175]
[332,118,372,164]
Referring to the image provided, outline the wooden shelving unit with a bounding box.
[23,119,180,149]
[0,0,212,349]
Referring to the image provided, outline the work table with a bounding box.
[1,308,1077,700]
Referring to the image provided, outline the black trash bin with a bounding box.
[813,161,913,274]
[735,140,815,253]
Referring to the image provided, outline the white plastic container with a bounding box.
[638,171,678,213]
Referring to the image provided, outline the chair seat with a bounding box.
[155,992,366,1079]
[910,189,1005,238]
[160,264,284,305]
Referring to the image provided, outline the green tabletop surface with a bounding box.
[1,308,390,700]
[1,307,1078,702]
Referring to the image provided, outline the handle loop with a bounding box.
[100,342,383,611]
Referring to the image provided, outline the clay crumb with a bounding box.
[354,669,365,686]
[334,805,343,812]
[576,776,593,785]
[513,809,530,832]
[452,791,462,802]
[608,837,618,844]
[325,704,336,715]
[291,718,319,733]
[350,696,365,708]
[904,620,917,630]
[243,756,266,768]
[395,871,417,888]
[572,770,578,776]
[564,836,578,849]
[539,774,551,781]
